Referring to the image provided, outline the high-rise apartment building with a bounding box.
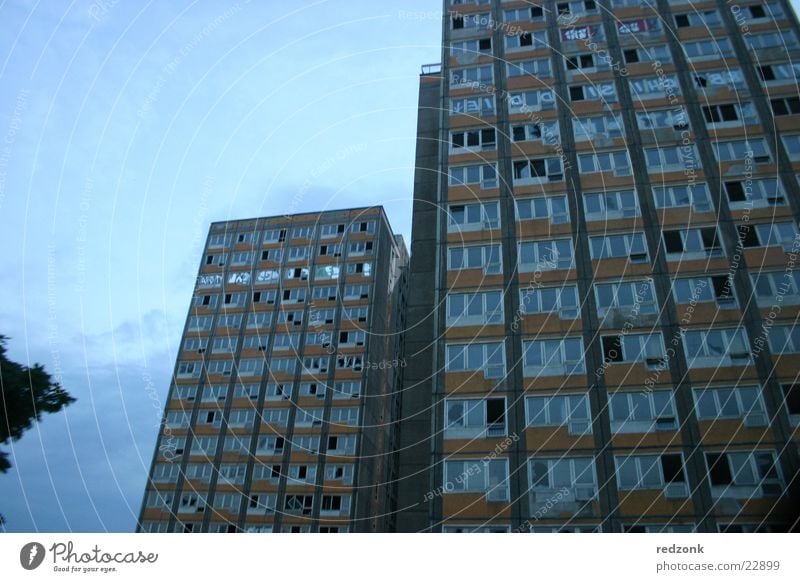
[138,207,408,533]
[397,0,800,533]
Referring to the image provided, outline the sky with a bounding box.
[0,0,440,532]
[3,0,800,534]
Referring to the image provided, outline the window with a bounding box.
[252,289,277,306]
[294,407,323,427]
[450,38,492,58]
[451,12,490,30]
[683,328,750,367]
[262,228,286,244]
[237,359,264,377]
[318,243,342,257]
[302,356,329,375]
[623,44,671,64]
[568,82,617,102]
[210,336,236,354]
[705,451,781,497]
[767,324,800,355]
[503,6,545,23]
[145,490,174,510]
[683,38,734,60]
[589,232,648,262]
[335,354,363,371]
[693,68,746,91]
[741,1,784,20]
[526,394,591,435]
[197,274,223,288]
[519,285,579,319]
[637,109,689,134]
[565,53,599,71]
[173,385,197,401]
[255,435,285,455]
[556,0,598,15]
[629,75,680,100]
[510,121,560,144]
[694,386,766,425]
[516,195,568,224]
[294,435,321,453]
[724,178,785,208]
[343,284,370,300]
[176,361,202,379]
[584,189,639,220]
[615,454,687,495]
[287,464,317,484]
[645,145,700,172]
[164,410,191,429]
[747,31,799,51]
[713,139,770,163]
[312,285,337,301]
[178,493,206,513]
[522,337,585,376]
[285,267,310,281]
[201,384,228,402]
[512,157,564,183]
[183,337,208,353]
[507,89,555,113]
[446,290,503,326]
[448,164,498,189]
[758,62,800,86]
[346,262,371,277]
[269,357,297,375]
[216,313,243,329]
[601,333,666,367]
[327,434,357,455]
[450,65,493,88]
[703,102,759,126]
[738,221,798,251]
[506,56,550,76]
[674,10,720,27]
[230,251,252,266]
[205,253,227,267]
[578,150,631,175]
[672,275,736,308]
[662,227,723,259]
[320,223,345,238]
[325,464,354,484]
[594,280,658,317]
[751,269,800,306]
[208,233,232,248]
[152,463,180,483]
[192,294,218,309]
[450,128,496,153]
[342,306,368,322]
[285,494,314,515]
[247,494,276,516]
[349,220,375,234]
[518,239,574,272]
[234,383,259,400]
[505,30,550,51]
[277,310,303,326]
[444,459,509,501]
[228,409,255,428]
[291,226,314,239]
[448,202,500,233]
[183,463,214,483]
[330,407,358,426]
[782,383,800,424]
[445,397,506,438]
[446,342,506,379]
[246,313,272,331]
[197,409,222,427]
[333,381,361,399]
[255,270,280,285]
[320,495,351,516]
[528,457,597,501]
[573,114,623,141]
[217,465,247,487]
[783,134,800,160]
[609,391,677,433]
[653,183,712,212]
[448,244,502,275]
[450,95,495,117]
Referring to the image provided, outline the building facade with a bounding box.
[138,207,408,533]
[397,0,800,533]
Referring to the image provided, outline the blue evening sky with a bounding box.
[2,0,799,533]
[0,0,440,532]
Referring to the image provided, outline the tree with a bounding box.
[0,335,75,473]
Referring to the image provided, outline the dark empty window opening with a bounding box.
[783,384,800,415]
[663,231,684,253]
[602,335,623,363]
[569,86,585,101]
[661,454,685,483]
[738,225,760,247]
[706,453,732,486]
[486,398,505,425]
